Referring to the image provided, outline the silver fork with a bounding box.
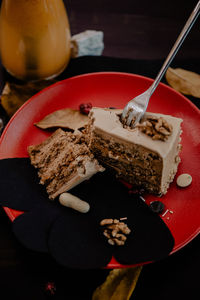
[121,1,200,128]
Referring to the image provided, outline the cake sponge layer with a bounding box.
[28,128,104,199]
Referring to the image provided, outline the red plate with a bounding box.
[0,72,200,268]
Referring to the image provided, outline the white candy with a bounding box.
[59,192,90,213]
[71,30,104,58]
[176,173,192,187]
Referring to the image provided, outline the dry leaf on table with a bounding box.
[165,67,200,98]
[92,266,142,300]
[35,108,89,131]
[1,80,57,117]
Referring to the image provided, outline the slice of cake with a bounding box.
[88,108,183,195]
[28,128,104,200]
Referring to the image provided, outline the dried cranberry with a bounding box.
[79,102,92,115]
[149,201,165,214]
[45,281,56,296]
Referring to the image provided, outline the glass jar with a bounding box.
[0,0,71,81]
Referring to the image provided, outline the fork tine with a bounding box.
[131,113,142,128]
[126,109,135,126]
[121,103,130,120]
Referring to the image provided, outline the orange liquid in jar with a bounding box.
[0,0,71,80]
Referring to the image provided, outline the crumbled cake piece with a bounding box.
[87,108,183,195]
[28,128,104,200]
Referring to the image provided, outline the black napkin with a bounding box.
[0,157,174,269]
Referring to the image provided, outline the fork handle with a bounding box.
[149,0,200,96]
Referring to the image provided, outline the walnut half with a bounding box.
[100,218,131,246]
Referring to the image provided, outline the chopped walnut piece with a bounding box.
[100,218,131,246]
[137,116,173,141]
[100,219,114,226]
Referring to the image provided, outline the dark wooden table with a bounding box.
[0,1,199,299]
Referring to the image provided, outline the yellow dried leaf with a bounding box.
[35,108,89,130]
[165,67,200,98]
[92,266,142,300]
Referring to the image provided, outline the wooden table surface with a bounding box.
[0,1,199,299]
